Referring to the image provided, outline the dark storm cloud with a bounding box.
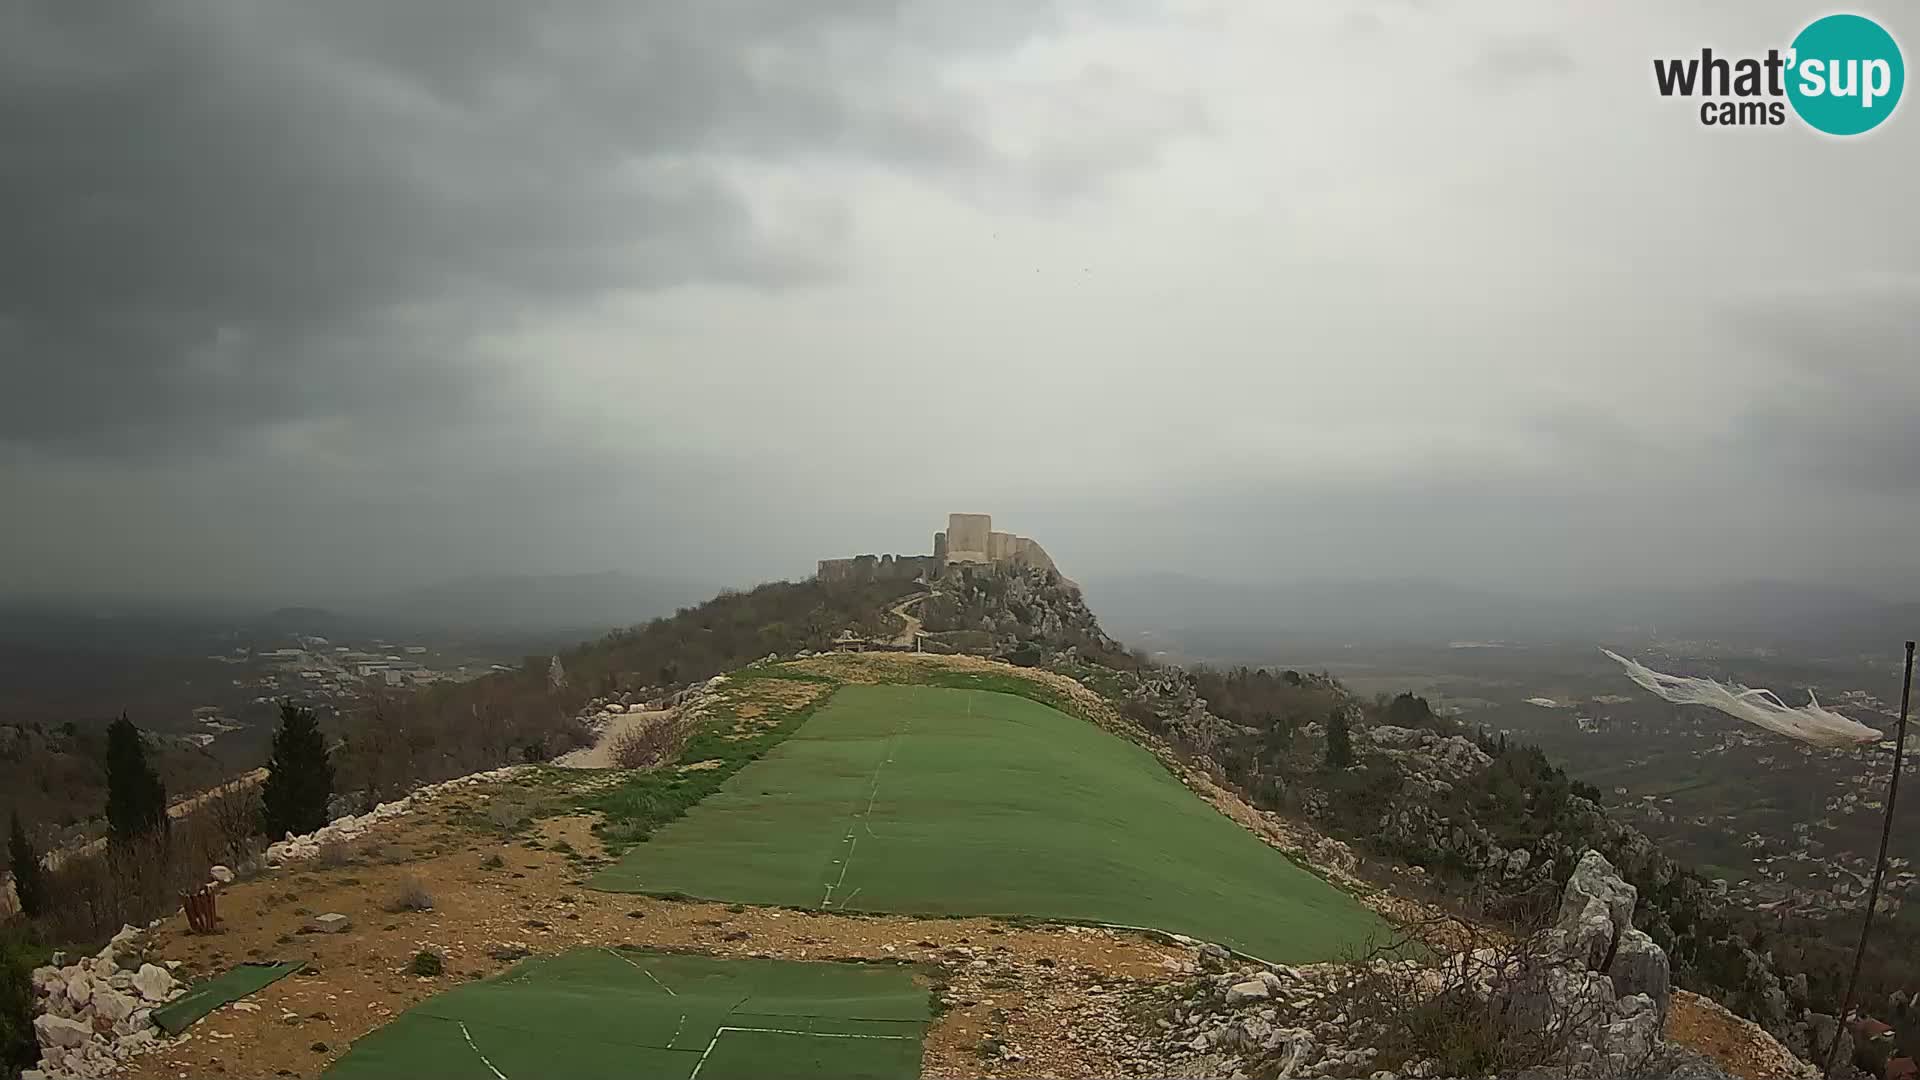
[0,1,1074,457]
[1725,282,1920,493]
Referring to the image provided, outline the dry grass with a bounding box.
[609,717,690,769]
[385,875,434,913]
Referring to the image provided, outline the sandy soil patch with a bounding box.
[120,795,1190,1080]
[1668,990,1817,1079]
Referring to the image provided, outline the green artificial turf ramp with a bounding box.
[592,684,1387,962]
[324,948,927,1080]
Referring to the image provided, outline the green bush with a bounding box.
[1,927,41,1079]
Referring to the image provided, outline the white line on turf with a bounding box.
[602,947,677,996]
[458,1021,510,1080]
[821,715,908,908]
[688,1024,914,1080]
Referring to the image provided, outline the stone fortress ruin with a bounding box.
[816,512,1061,584]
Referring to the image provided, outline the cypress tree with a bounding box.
[7,811,44,918]
[262,703,334,838]
[104,714,167,843]
[1324,707,1354,770]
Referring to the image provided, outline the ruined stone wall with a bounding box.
[932,531,947,562]
[817,554,935,584]
[1009,537,1059,576]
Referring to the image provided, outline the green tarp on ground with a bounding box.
[324,949,928,1080]
[592,683,1389,962]
[151,959,305,1035]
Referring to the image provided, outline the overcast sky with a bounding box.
[2,1,1915,608]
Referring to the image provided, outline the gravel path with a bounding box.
[552,708,675,769]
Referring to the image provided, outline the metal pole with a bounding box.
[1823,639,1913,1076]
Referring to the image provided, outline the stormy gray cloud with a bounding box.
[1,0,1916,608]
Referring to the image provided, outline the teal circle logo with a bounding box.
[1787,14,1904,135]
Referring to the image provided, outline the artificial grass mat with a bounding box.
[151,959,305,1035]
[324,948,927,1080]
[592,683,1389,962]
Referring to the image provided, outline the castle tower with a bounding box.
[945,513,992,564]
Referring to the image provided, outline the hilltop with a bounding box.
[6,521,1898,1079]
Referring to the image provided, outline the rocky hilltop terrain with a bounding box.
[5,561,1895,1080]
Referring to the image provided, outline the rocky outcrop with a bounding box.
[1480,849,1677,1076]
[1365,726,1492,784]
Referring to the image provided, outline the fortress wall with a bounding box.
[818,553,934,583]
[1011,538,1059,575]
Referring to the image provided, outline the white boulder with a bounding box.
[33,1014,93,1049]
[131,963,176,1002]
[1224,979,1271,1005]
[90,989,135,1025]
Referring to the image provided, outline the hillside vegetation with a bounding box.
[332,578,912,801]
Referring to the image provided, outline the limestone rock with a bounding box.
[307,912,352,934]
[34,1014,93,1049]
[90,989,135,1025]
[1561,894,1616,970]
[1224,979,1270,1005]
[131,963,176,1002]
[209,864,235,884]
[1609,928,1670,1021]
[1559,849,1637,945]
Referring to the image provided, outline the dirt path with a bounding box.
[551,708,676,769]
[888,591,928,647]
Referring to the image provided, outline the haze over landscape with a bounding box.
[2,4,1917,1080]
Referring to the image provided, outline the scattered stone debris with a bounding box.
[24,925,183,1079]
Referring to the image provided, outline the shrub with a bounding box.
[386,876,434,913]
[485,795,533,833]
[203,782,265,864]
[609,719,686,770]
[1,927,38,1080]
[410,950,443,977]
[7,813,44,919]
